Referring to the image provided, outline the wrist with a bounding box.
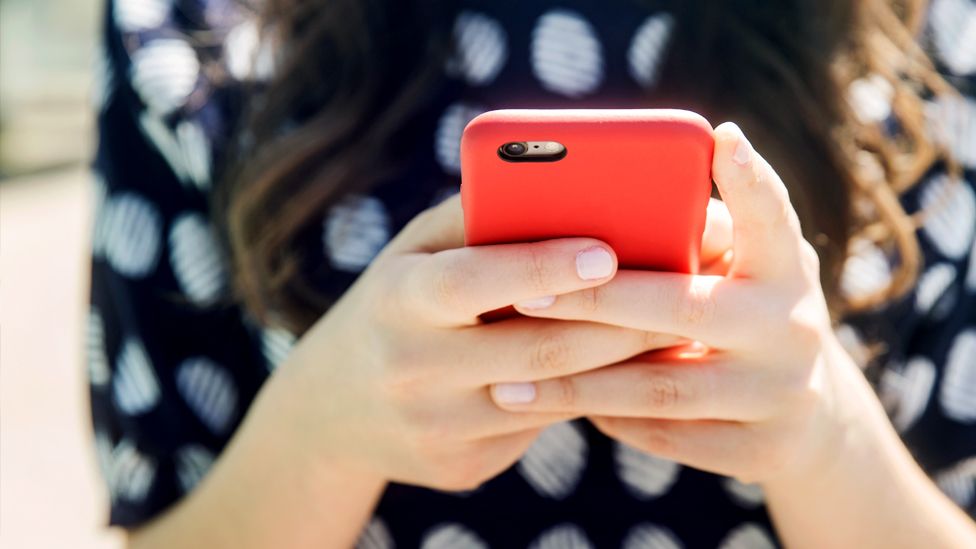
[256,361,388,491]
[763,340,889,492]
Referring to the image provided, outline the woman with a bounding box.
[89,0,976,546]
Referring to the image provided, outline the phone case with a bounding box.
[461,109,714,273]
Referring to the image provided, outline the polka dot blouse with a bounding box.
[89,0,976,546]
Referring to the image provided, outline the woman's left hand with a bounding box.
[491,122,872,487]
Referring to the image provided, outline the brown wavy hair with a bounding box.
[214,0,956,338]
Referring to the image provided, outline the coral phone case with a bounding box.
[461,109,714,274]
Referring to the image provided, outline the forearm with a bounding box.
[763,356,976,549]
[127,370,388,549]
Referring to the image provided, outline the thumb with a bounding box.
[385,192,465,254]
[700,197,733,268]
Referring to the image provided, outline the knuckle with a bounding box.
[799,239,822,276]
[528,331,574,375]
[551,376,578,409]
[417,419,454,447]
[578,285,603,313]
[640,371,682,411]
[431,257,472,312]
[786,304,825,352]
[383,362,429,403]
[408,413,458,452]
[520,247,557,295]
[639,422,677,455]
[675,279,716,328]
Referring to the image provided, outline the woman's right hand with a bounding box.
[268,194,687,492]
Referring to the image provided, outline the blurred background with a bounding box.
[0,0,123,547]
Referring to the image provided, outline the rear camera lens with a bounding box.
[503,142,527,156]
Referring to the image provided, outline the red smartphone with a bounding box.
[460,109,714,320]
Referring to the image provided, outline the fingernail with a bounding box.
[516,295,556,310]
[732,132,752,166]
[576,246,613,280]
[493,383,536,405]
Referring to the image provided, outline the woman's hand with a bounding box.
[270,194,688,493]
[490,122,864,486]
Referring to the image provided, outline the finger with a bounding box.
[448,317,689,385]
[401,238,618,326]
[419,388,578,441]
[712,122,805,281]
[700,198,733,268]
[414,424,547,492]
[513,270,766,349]
[490,353,773,421]
[385,193,465,255]
[589,416,766,481]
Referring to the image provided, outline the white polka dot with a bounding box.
[261,326,296,371]
[628,13,674,89]
[848,74,893,124]
[518,421,588,500]
[176,357,238,435]
[879,356,937,432]
[833,323,873,369]
[109,439,156,502]
[621,523,682,549]
[717,523,776,549]
[130,38,200,115]
[420,523,488,549]
[722,477,765,508]
[169,213,228,306]
[323,195,391,272]
[225,18,277,81]
[531,10,604,97]
[102,192,163,278]
[529,523,593,549]
[940,328,976,422]
[88,308,111,387]
[113,0,171,32]
[174,444,215,493]
[919,174,976,260]
[113,337,160,415]
[929,0,976,76]
[935,457,976,508]
[915,263,957,318]
[926,95,976,169]
[357,517,394,549]
[139,113,212,190]
[448,12,508,86]
[840,238,893,300]
[434,102,485,175]
[614,441,680,500]
[173,121,212,189]
[92,39,115,112]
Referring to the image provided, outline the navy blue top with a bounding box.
[89,0,976,546]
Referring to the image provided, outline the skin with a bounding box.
[497,122,976,548]
[126,123,976,548]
